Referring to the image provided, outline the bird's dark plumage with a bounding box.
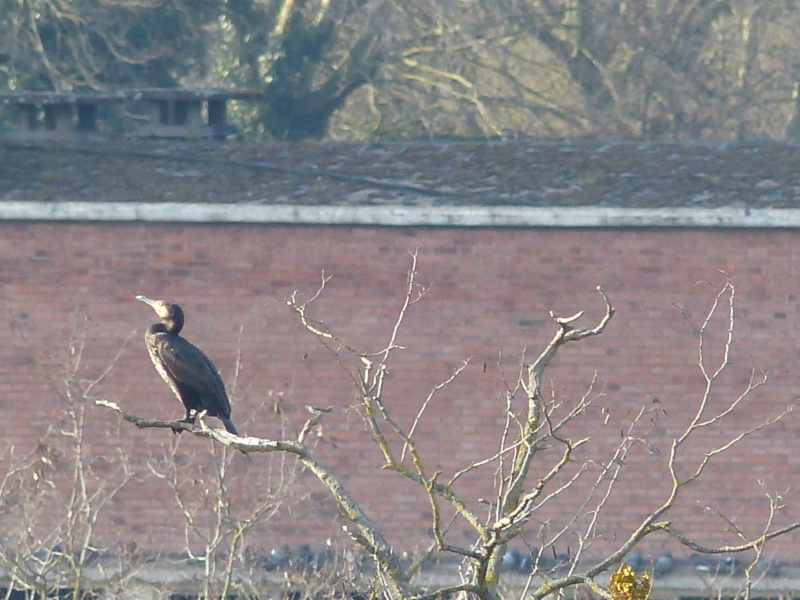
[136,295,239,435]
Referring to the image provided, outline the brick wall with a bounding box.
[1,223,799,562]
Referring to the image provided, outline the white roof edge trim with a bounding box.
[0,202,796,228]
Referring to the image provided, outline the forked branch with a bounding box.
[95,399,410,598]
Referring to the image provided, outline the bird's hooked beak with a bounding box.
[136,295,169,318]
[136,294,157,307]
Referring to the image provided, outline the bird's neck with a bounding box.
[149,321,182,335]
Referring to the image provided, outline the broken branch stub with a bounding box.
[525,286,615,429]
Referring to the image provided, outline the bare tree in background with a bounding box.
[145,407,313,600]
[4,0,800,139]
[338,0,800,140]
[103,255,800,600]
[0,318,141,600]
[217,0,390,139]
[0,0,218,91]
[1,0,396,139]
[0,313,324,600]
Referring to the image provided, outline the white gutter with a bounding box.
[0,202,794,228]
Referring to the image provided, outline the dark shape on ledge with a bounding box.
[690,553,742,576]
[259,545,290,571]
[623,551,644,573]
[314,541,332,572]
[293,543,316,571]
[719,555,740,576]
[754,556,780,577]
[689,553,714,573]
[501,547,521,572]
[552,552,572,573]
[517,550,533,574]
[654,552,674,578]
[136,295,239,435]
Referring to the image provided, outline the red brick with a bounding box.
[0,224,798,558]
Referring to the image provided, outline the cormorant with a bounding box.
[136,295,239,435]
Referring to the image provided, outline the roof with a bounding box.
[0,92,122,105]
[2,139,800,226]
[0,88,264,105]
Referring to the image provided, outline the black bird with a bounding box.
[293,544,316,572]
[518,553,533,574]
[654,552,674,578]
[258,545,290,571]
[501,547,521,572]
[136,295,239,435]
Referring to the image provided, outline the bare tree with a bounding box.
[101,254,800,600]
[341,0,800,140]
[5,0,800,139]
[0,317,140,600]
[0,0,218,91]
[144,407,311,600]
[215,0,392,140]
[0,311,322,600]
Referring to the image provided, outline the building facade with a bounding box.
[2,140,800,591]
[0,216,798,561]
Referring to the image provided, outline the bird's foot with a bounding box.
[171,416,196,434]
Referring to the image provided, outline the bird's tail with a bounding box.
[220,417,239,436]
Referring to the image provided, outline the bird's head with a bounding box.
[138,293,188,328]
[136,295,186,333]
[135,295,177,319]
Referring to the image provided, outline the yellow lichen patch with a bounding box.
[608,564,651,600]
